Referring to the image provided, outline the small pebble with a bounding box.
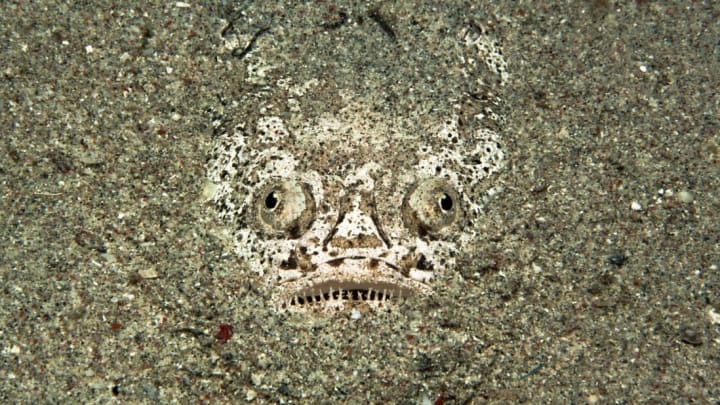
[139,268,159,279]
[708,307,720,325]
[257,353,271,369]
[608,253,627,266]
[251,372,264,386]
[532,263,543,273]
[679,327,703,346]
[630,201,642,211]
[676,190,693,203]
[202,182,218,201]
[5,345,21,354]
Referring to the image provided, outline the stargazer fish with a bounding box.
[207,4,507,314]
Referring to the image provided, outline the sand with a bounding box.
[1,1,718,403]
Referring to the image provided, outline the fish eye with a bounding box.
[439,193,453,211]
[402,179,461,235]
[256,180,315,237]
[264,191,279,210]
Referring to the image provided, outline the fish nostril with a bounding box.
[416,254,433,270]
[280,255,297,269]
[292,244,319,272]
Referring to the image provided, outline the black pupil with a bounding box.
[265,192,279,210]
[439,193,453,211]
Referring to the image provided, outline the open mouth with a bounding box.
[274,255,434,312]
[279,280,417,310]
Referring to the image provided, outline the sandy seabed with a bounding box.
[1,1,718,403]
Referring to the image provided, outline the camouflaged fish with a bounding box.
[207,5,507,314]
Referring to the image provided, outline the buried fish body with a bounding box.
[207,5,508,314]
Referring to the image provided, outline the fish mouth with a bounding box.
[280,280,416,310]
[274,256,432,312]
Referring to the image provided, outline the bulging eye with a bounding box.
[439,193,453,211]
[255,180,315,238]
[402,179,461,235]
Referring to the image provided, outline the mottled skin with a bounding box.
[208,5,507,314]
